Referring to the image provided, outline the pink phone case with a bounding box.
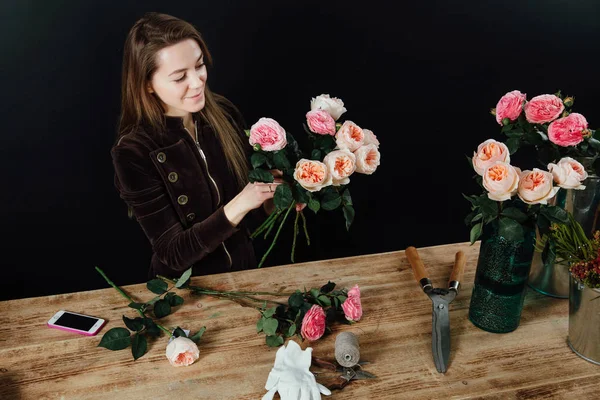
[47,316,106,336]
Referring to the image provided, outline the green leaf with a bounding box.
[143,318,161,337]
[470,222,483,244]
[189,326,206,343]
[286,323,297,337]
[501,207,528,223]
[295,186,310,204]
[315,135,336,151]
[256,317,265,333]
[337,295,347,304]
[262,307,276,318]
[165,292,184,306]
[273,151,292,170]
[311,149,322,160]
[98,327,131,351]
[153,299,171,318]
[131,333,147,360]
[308,197,320,213]
[175,268,192,288]
[172,327,187,338]
[462,193,478,207]
[479,196,498,217]
[274,184,293,210]
[320,281,336,293]
[506,137,520,155]
[504,131,524,138]
[317,295,331,306]
[123,316,144,332]
[310,288,320,299]
[524,131,544,146]
[333,297,340,309]
[266,335,284,347]
[263,318,278,336]
[321,189,342,211]
[249,168,274,183]
[498,217,524,242]
[342,188,353,206]
[251,153,268,168]
[146,279,168,295]
[541,205,570,224]
[343,205,355,231]
[288,292,304,308]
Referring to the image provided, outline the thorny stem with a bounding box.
[300,211,310,246]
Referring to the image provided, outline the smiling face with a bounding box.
[148,39,207,118]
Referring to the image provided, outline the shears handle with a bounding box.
[405,246,432,292]
[449,250,466,294]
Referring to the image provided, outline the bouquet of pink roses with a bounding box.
[246,94,381,267]
[493,89,599,174]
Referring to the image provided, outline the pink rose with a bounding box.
[335,121,364,152]
[548,113,588,147]
[524,94,565,124]
[301,305,326,341]
[482,161,520,201]
[472,139,511,176]
[341,285,363,322]
[293,158,333,192]
[354,144,380,175]
[495,90,526,125]
[165,337,199,367]
[517,169,560,205]
[249,117,287,151]
[363,129,380,147]
[306,109,336,135]
[323,149,356,186]
[310,94,347,121]
[547,157,588,190]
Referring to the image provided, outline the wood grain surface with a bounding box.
[1,242,598,399]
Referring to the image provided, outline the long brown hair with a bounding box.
[118,12,248,188]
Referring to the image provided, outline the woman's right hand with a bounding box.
[224,182,282,226]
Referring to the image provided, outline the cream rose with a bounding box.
[310,94,347,121]
[293,158,332,192]
[354,144,380,175]
[517,169,560,205]
[482,161,519,201]
[547,157,588,190]
[165,337,200,367]
[335,120,364,152]
[323,149,356,186]
[362,129,380,147]
[472,139,510,176]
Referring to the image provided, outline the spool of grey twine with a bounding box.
[335,332,360,367]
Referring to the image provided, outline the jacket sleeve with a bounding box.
[111,138,238,273]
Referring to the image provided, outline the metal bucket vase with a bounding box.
[528,190,569,298]
[567,276,600,365]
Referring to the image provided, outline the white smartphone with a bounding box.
[47,310,106,336]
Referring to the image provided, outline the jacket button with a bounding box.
[186,212,196,221]
[168,172,178,183]
[177,195,188,205]
[157,152,166,163]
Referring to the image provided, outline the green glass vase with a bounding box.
[469,219,536,333]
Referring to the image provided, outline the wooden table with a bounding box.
[1,242,598,399]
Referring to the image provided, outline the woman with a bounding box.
[112,12,280,279]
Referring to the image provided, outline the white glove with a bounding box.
[262,340,332,400]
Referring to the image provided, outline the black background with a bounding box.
[2,0,599,300]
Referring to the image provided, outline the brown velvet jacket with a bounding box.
[111,102,259,279]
